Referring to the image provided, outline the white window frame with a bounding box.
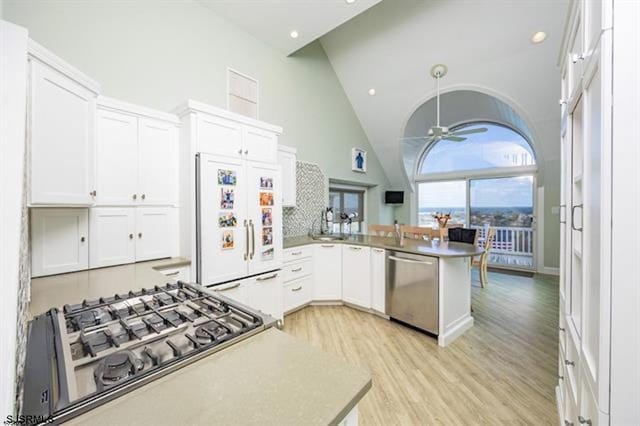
[329,183,368,234]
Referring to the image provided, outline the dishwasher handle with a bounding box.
[388,255,435,265]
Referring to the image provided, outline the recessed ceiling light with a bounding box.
[531,31,547,44]
[290,30,299,39]
[368,88,376,96]
[346,0,356,4]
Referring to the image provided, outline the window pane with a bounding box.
[469,176,534,228]
[419,123,535,174]
[418,181,466,227]
[329,188,365,225]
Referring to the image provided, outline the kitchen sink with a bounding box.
[310,234,345,241]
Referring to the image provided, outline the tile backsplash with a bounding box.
[283,161,327,237]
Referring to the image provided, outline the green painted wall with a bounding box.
[4,0,392,224]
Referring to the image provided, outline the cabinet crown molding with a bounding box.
[98,96,180,125]
[28,39,101,94]
[172,99,283,135]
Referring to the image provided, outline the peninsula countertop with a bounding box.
[65,328,371,426]
[284,234,485,258]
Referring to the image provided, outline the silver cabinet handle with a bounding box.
[559,326,565,332]
[215,282,240,292]
[243,220,248,261]
[388,255,434,265]
[90,190,97,197]
[349,246,362,250]
[578,416,592,425]
[237,149,242,154]
[571,204,583,231]
[373,248,384,253]
[291,251,303,256]
[558,375,564,380]
[138,232,142,238]
[129,233,134,240]
[564,359,575,366]
[141,194,146,200]
[133,194,137,200]
[165,270,180,276]
[291,267,303,273]
[80,236,86,242]
[249,219,255,259]
[291,286,302,292]
[565,421,574,426]
[257,273,278,282]
[244,150,248,155]
[321,244,334,248]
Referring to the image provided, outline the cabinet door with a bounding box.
[245,271,283,320]
[570,97,584,337]
[30,60,96,205]
[277,148,297,207]
[138,118,178,205]
[135,207,174,261]
[313,244,342,301]
[197,113,243,159]
[197,154,248,285]
[242,126,277,163]
[371,248,386,313]
[342,245,371,308]
[95,109,138,205]
[89,208,135,268]
[246,161,282,276]
[31,208,88,277]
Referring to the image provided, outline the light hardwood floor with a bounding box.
[283,269,559,425]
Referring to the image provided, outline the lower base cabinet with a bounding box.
[342,245,371,308]
[370,248,386,313]
[313,244,342,300]
[211,271,283,321]
[284,276,312,313]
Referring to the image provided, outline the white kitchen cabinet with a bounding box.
[95,98,179,207]
[89,208,135,268]
[245,271,283,320]
[196,113,243,159]
[242,125,278,163]
[283,276,312,314]
[135,207,175,262]
[95,109,138,205]
[341,245,371,309]
[370,248,386,314]
[31,208,89,277]
[210,280,248,305]
[29,55,99,206]
[277,145,297,207]
[138,118,178,205]
[313,244,342,301]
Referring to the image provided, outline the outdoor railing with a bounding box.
[471,225,534,256]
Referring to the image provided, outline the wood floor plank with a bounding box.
[282,269,559,425]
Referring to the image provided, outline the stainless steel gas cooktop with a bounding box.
[22,281,276,424]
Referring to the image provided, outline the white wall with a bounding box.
[3,0,393,224]
[0,20,28,418]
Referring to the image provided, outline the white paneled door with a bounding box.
[95,109,138,205]
[196,114,243,159]
[342,245,371,308]
[242,126,278,163]
[30,60,95,205]
[138,118,178,205]
[89,208,135,268]
[135,207,175,262]
[31,208,89,277]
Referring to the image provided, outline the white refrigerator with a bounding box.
[196,153,282,286]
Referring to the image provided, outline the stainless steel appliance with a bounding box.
[22,281,277,424]
[386,251,439,334]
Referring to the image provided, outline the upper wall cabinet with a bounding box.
[277,145,297,207]
[28,42,100,206]
[95,97,179,207]
[175,100,281,163]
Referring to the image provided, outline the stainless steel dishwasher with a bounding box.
[386,250,439,334]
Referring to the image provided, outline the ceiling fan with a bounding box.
[402,64,487,143]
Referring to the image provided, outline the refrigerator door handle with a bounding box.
[243,220,248,261]
[249,220,255,259]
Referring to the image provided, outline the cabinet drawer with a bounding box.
[564,327,580,406]
[156,265,191,283]
[559,313,567,356]
[283,259,312,282]
[284,277,312,313]
[284,245,312,263]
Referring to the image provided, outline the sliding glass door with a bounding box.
[417,180,467,227]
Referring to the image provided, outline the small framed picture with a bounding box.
[218,212,238,228]
[262,227,273,246]
[221,230,234,250]
[261,247,274,261]
[259,192,274,206]
[218,169,237,186]
[259,176,274,189]
[351,148,367,173]
[261,208,273,226]
[220,188,234,210]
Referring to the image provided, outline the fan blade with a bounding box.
[399,136,429,141]
[443,136,466,142]
[451,127,488,136]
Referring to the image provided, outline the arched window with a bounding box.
[417,122,535,175]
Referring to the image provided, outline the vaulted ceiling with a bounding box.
[319,0,569,187]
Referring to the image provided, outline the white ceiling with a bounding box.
[319,0,570,187]
[198,0,383,55]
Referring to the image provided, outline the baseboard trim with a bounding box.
[438,315,474,347]
[539,267,560,276]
